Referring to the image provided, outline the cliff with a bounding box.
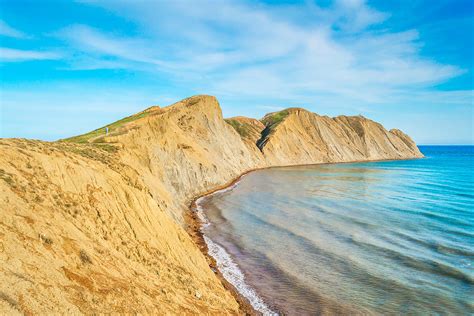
[257,108,422,165]
[0,95,422,314]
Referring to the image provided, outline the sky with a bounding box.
[0,0,473,144]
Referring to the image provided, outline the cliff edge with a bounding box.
[0,95,423,314]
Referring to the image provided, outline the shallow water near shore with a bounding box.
[199,146,474,315]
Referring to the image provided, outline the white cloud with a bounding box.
[0,20,28,38]
[58,25,161,65]
[2,0,470,143]
[60,0,464,106]
[0,48,61,61]
[333,0,389,31]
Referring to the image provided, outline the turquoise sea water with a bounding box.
[199,146,474,315]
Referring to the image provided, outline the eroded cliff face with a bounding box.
[0,95,422,314]
[257,108,423,165]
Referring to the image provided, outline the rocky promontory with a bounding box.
[0,95,422,314]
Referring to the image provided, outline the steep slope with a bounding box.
[0,95,422,314]
[255,108,423,165]
[225,117,265,144]
[109,96,265,223]
[0,139,241,314]
[257,109,291,150]
[0,96,255,315]
[63,105,163,143]
[225,117,266,159]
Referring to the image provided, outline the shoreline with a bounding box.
[184,156,423,315]
[185,168,262,315]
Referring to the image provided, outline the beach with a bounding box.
[191,146,473,314]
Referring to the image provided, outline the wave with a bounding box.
[196,147,473,314]
[195,176,277,315]
[204,236,277,315]
[194,176,246,226]
[229,202,474,288]
[352,237,474,285]
[390,230,474,258]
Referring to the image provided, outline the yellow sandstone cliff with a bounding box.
[0,95,423,314]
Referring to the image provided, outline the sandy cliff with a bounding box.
[257,108,422,165]
[0,95,422,314]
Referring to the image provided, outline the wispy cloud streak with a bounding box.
[0,48,60,61]
[60,0,464,105]
[0,20,28,38]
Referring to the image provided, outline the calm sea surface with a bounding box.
[199,146,474,315]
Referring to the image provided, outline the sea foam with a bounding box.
[204,236,277,315]
[196,175,277,315]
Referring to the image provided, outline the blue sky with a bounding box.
[0,0,473,144]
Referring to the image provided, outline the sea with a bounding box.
[197,146,474,315]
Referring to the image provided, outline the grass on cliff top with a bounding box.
[225,119,251,138]
[53,142,118,164]
[62,111,151,143]
[256,110,290,150]
[261,110,289,128]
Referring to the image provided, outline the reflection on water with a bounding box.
[201,146,474,315]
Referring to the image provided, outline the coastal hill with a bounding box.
[0,95,423,314]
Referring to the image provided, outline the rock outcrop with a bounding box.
[256,108,422,165]
[0,95,423,314]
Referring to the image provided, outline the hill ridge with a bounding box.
[0,95,423,314]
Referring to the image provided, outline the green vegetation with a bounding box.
[225,119,251,138]
[261,110,289,127]
[62,111,152,143]
[92,143,118,153]
[53,142,118,164]
[257,110,290,150]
